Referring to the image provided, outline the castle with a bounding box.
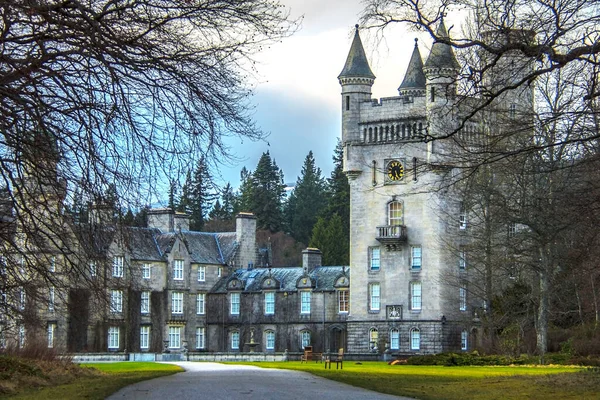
[1,20,531,358]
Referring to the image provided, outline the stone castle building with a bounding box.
[2,20,531,358]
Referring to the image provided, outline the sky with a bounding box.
[216,0,435,188]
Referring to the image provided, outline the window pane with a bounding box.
[265,292,275,314]
[370,283,380,311]
[411,329,420,350]
[390,329,399,350]
[389,202,403,225]
[411,282,421,310]
[141,291,150,314]
[174,260,184,280]
[197,293,205,314]
[231,293,240,315]
[198,266,206,282]
[140,326,150,349]
[370,247,380,270]
[411,246,422,269]
[231,331,239,349]
[301,292,311,314]
[266,331,275,350]
[196,327,205,349]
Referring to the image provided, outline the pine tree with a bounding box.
[188,158,216,231]
[325,139,350,233]
[168,179,178,210]
[286,151,327,245]
[247,152,286,232]
[309,214,349,266]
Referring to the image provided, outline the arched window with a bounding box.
[369,328,379,351]
[388,201,403,226]
[369,127,373,142]
[390,328,400,350]
[300,330,311,349]
[265,330,275,350]
[410,328,420,350]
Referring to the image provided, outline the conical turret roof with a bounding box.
[424,19,460,71]
[338,25,375,80]
[398,38,426,92]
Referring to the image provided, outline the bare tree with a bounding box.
[0,0,296,342]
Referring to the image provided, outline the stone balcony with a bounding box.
[376,225,407,250]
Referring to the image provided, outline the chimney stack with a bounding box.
[302,248,322,272]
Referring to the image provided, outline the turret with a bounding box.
[338,25,375,145]
[398,39,426,99]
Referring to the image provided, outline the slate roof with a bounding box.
[155,231,237,265]
[398,39,426,92]
[211,266,349,293]
[424,19,460,71]
[338,25,375,80]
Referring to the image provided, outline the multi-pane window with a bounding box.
[388,201,403,225]
[509,103,516,118]
[411,246,422,269]
[390,328,400,350]
[266,330,275,350]
[230,292,240,315]
[108,326,119,349]
[264,292,275,315]
[196,327,205,349]
[369,283,380,311]
[196,293,205,315]
[112,256,124,277]
[111,290,123,313]
[300,291,311,314]
[410,328,420,350]
[300,331,310,348]
[369,247,380,271]
[338,290,349,313]
[459,250,467,270]
[461,330,468,350]
[140,326,150,349]
[142,263,151,279]
[459,287,467,311]
[173,259,184,280]
[410,282,422,310]
[19,288,25,310]
[47,323,56,348]
[18,325,25,348]
[197,266,206,282]
[369,328,378,351]
[231,331,240,350]
[48,287,55,311]
[171,292,183,314]
[89,262,97,277]
[49,256,56,273]
[168,326,181,348]
[141,291,150,314]
[459,211,467,230]
[508,223,517,238]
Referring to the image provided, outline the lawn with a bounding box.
[3,362,183,400]
[238,361,598,400]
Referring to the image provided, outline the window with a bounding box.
[47,323,56,348]
[230,292,240,315]
[461,330,468,351]
[140,326,150,349]
[173,259,184,280]
[300,331,310,348]
[410,328,420,350]
[19,288,26,310]
[266,330,275,350]
[197,265,206,282]
[459,211,467,230]
[338,290,349,313]
[108,326,119,349]
[218,267,222,277]
[141,291,150,314]
[196,293,205,315]
[171,292,183,314]
[430,86,436,102]
[410,282,422,310]
[49,256,56,273]
[460,287,467,311]
[509,103,516,118]
[508,222,517,238]
[390,328,400,350]
[18,325,25,348]
[300,291,311,314]
[196,327,205,349]
[369,328,378,351]
[111,290,123,313]
[411,246,422,270]
[369,283,380,311]
[142,263,151,279]
[369,247,380,271]
[168,326,181,348]
[459,250,466,270]
[89,262,97,277]
[231,331,240,350]
[345,95,350,111]
[112,256,124,277]
[48,287,55,311]
[388,201,403,226]
[264,292,275,315]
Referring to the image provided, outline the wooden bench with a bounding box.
[300,346,312,363]
[324,348,344,369]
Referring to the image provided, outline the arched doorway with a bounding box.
[329,325,346,352]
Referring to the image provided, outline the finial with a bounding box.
[355,24,359,30]
[414,38,418,47]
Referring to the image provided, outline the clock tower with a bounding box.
[339,24,465,355]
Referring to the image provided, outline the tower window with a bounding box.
[431,87,436,102]
[345,96,350,111]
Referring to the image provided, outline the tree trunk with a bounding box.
[537,260,549,363]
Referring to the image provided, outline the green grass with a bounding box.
[235,361,598,400]
[4,362,183,400]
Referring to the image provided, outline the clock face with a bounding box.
[387,160,404,181]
